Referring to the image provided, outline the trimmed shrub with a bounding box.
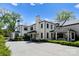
[15,36,24,41]
[48,40,79,47]
[14,33,24,41]
[23,34,30,41]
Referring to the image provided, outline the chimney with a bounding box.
[36,15,41,23]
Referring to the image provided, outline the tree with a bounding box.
[7,12,21,32]
[0,8,21,38]
[56,10,75,26]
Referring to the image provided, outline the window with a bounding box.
[31,34,32,38]
[41,33,43,38]
[30,27,33,30]
[51,33,53,38]
[47,24,49,28]
[41,24,43,28]
[24,27,28,30]
[47,33,49,38]
[51,25,52,29]
[72,33,74,39]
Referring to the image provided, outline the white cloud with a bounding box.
[30,3,44,6]
[44,18,58,23]
[30,3,36,6]
[75,4,79,9]
[44,18,50,21]
[39,3,44,5]
[11,3,18,6]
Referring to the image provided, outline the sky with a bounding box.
[0,3,79,25]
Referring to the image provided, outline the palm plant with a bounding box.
[56,10,75,26]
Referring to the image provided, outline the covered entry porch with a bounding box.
[50,28,76,41]
[27,30,37,40]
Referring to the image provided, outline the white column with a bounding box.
[55,32,57,40]
[67,31,69,41]
[74,32,75,40]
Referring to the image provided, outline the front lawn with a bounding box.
[48,40,79,47]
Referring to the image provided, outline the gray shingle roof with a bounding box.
[59,19,79,26]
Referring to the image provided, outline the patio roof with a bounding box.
[27,30,37,33]
[50,27,76,33]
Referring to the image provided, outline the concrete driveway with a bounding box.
[6,41,79,56]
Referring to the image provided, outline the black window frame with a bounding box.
[51,25,52,29]
[41,24,43,28]
[41,33,43,38]
[47,33,49,38]
[30,27,33,30]
[47,23,49,28]
[31,34,32,38]
[24,27,28,30]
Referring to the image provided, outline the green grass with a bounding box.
[48,40,79,47]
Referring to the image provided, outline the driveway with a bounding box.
[6,41,79,56]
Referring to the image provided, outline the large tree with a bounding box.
[0,8,21,36]
[56,10,75,26]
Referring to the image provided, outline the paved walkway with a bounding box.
[6,41,79,56]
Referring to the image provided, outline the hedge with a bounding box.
[48,40,79,47]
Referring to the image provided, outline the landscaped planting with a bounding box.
[48,40,79,47]
[0,35,11,56]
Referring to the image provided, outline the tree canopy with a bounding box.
[0,8,21,32]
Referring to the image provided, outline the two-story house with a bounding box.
[16,16,79,41]
[17,16,56,40]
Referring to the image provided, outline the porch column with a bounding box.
[67,31,70,41]
[74,32,75,40]
[53,32,54,39]
[55,32,57,40]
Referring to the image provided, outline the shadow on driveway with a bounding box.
[26,40,48,44]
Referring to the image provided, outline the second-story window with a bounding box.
[51,25,52,29]
[47,24,49,28]
[41,24,43,28]
[24,27,28,30]
[30,27,33,30]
